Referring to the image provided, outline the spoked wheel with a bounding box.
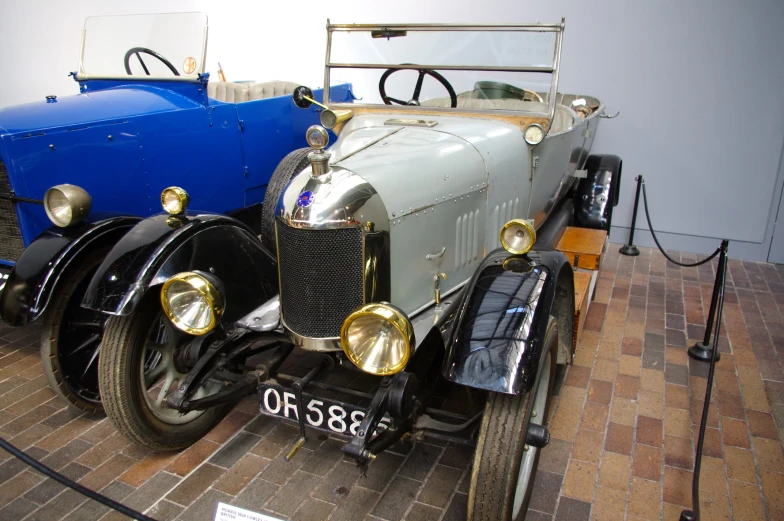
[99,293,230,451]
[41,249,109,414]
[468,318,558,521]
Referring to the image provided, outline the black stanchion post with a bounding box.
[680,240,729,521]
[619,175,642,256]
[688,239,729,363]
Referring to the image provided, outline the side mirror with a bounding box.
[293,86,315,109]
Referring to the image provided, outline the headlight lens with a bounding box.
[524,124,545,145]
[500,219,536,255]
[160,271,224,335]
[340,303,414,376]
[161,187,189,215]
[43,184,91,227]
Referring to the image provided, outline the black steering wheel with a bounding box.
[123,47,180,77]
[379,67,457,108]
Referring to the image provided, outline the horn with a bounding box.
[320,108,354,130]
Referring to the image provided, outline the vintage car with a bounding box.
[0,12,351,414]
[79,21,621,520]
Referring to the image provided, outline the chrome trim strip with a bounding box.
[328,63,555,73]
[283,318,343,352]
[329,103,550,119]
[547,23,564,128]
[74,74,204,82]
[328,23,565,31]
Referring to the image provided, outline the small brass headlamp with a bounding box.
[500,219,536,255]
[161,187,189,215]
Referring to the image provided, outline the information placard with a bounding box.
[214,502,284,521]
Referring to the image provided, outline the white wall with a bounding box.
[1,0,783,260]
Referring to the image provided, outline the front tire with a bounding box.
[261,148,313,253]
[98,293,231,451]
[41,248,109,414]
[468,318,558,521]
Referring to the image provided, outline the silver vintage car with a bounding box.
[84,21,622,521]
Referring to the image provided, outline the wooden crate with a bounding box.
[573,271,592,353]
[556,227,608,270]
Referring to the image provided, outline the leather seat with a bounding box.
[247,81,300,101]
[208,81,300,103]
[420,97,576,134]
[207,82,249,103]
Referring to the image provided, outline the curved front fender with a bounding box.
[441,247,573,395]
[0,217,141,327]
[82,213,277,322]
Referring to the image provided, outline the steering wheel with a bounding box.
[379,67,457,108]
[123,47,180,77]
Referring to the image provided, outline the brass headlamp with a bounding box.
[340,303,415,376]
[500,219,536,255]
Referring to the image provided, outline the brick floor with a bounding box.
[0,245,782,520]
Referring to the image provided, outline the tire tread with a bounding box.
[261,148,313,252]
[468,320,558,521]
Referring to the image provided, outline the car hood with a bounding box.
[329,113,525,220]
[0,85,203,136]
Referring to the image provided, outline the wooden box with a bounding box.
[572,271,593,353]
[556,227,608,271]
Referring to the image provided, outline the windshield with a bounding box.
[326,23,563,118]
[79,12,208,80]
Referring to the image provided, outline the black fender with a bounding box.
[574,154,623,231]
[82,213,278,324]
[0,217,141,327]
[441,247,574,395]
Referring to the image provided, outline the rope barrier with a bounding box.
[639,177,721,267]
[0,437,158,521]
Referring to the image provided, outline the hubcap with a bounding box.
[140,317,218,424]
[512,350,552,520]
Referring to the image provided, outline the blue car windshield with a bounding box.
[78,12,208,81]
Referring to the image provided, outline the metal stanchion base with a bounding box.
[688,342,721,362]
[679,510,696,521]
[619,244,640,256]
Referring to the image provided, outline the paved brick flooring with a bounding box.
[0,245,782,520]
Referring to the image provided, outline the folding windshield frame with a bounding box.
[324,21,565,123]
[76,12,209,82]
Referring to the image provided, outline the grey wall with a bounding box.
[1,0,783,260]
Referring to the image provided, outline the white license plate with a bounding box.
[258,383,390,436]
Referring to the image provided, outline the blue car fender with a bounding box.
[0,217,142,327]
[82,213,278,324]
[441,248,575,395]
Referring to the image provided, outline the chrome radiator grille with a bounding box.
[276,219,364,338]
[0,161,24,261]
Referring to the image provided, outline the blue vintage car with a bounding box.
[0,12,352,413]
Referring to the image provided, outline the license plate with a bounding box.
[258,382,390,436]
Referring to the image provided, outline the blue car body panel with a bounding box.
[0,78,352,265]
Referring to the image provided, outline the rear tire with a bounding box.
[468,318,558,521]
[99,293,230,451]
[41,248,109,414]
[261,148,313,253]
